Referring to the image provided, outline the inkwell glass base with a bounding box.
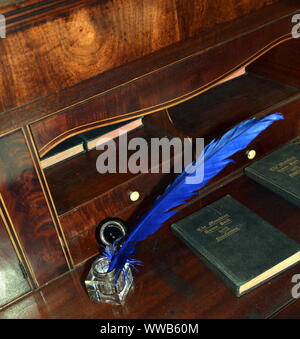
[85,256,133,305]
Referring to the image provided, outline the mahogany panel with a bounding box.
[247,38,300,89]
[46,83,298,217]
[66,227,100,266]
[1,175,300,319]
[66,203,144,265]
[0,0,279,112]
[60,172,174,239]
[45,128,157,215]
[0,1,297,137]
[143,109,190,141]
[70,200,166,267]
[145,91,300,176]
[0,130,68,285]
[62,172,175,265]
[46,150,137,216]
[0,211,31,308]
[30,12,298,156]
[62,100,300,265]
[53,96,300,265]
[168,73,300,139]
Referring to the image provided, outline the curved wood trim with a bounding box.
[36,33,293,157]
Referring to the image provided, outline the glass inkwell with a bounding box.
[85,219,134,305]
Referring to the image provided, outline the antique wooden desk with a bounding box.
[0,0,300,318]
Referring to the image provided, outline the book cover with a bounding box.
[41,118,143,168]
[80,118,143,150]
[245,143,300,207]
[41,135,85,169]
[171,195,300,296]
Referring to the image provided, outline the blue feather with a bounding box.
[109,112,284,273]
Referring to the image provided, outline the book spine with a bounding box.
[245,167,300,208]
[171,224,241,296]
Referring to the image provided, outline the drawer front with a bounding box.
[60,171,174,264]
[66,204,142,265]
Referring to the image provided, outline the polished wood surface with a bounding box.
[273,298,300,318]
[61,172,175,265]
[45,128,155,214]
[1,175,300,319]
[30,11,298,155]
[0,211,31,308]
[45,127,177,265]
[0,130,68,285]
[59,169,173,239]
[169,73,300,139]
[146,76,300,179]
[0,0,278,112]
[247,38,300,88]
[43,71,300,268]
[0,0,299,317]
[0,1,297,138]
[2,0,87,29]
[66,203,144,265]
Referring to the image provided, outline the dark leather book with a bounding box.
[245,143,300,207]
[171,195,300,296]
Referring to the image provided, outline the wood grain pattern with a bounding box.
[247,38,300,89]
[168,73,300,140]
[45,128,151,215]
[0,0,279,112]
[55,99,300,266]
[0,210,31,308]
[62,172,175,265]
[0,1,297,137]
[0,0,298,317]
[47,74,300,265]
[66,203,144,265]
[1,175,300,319]
[45,126,177,265]
[59,172,174,239]
[0,130,68,285]
[30,15,298,156]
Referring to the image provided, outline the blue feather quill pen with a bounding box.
[108,112,284,275]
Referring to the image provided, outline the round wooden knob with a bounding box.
[129,191,140,202]
[246,149,256,160]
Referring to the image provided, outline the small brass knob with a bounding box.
[246,149,256,160]
[129,191,140,202]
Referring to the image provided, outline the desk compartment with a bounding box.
[44,128,176,265]
[44,70,300,266]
